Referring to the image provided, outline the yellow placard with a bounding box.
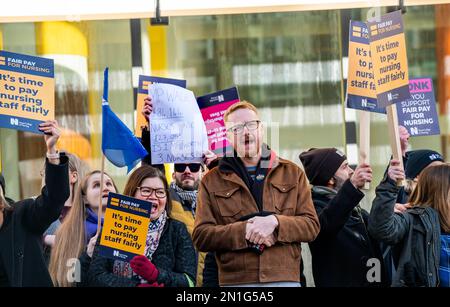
[367,10,410,108]
[0,50,54,133]
[347,40,376,99]
[101,208,149,256]
[99,193,151,260]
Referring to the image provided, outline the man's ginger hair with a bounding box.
[223,100,259,123]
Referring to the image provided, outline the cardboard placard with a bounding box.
[346,21,384,113]
[368,10,410,108]
[135,75,186,138]
[397,78,440,136]
[197,87,239,157]
[0,50,54,133]
[99,192,151,262]
[149,83,208,164]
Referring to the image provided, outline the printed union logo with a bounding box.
[370,25,378,36]
[142,81,151,90]
[387,93,393,101]
[218,95,224,102]
[410,127,419,136]
[361,98,368,107]
[10,118,19,126]
[113,250,127,259]
[110,198,119,206]
[352,26,362,38]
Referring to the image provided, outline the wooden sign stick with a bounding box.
[386,104,405,186]
[359,110,371,190]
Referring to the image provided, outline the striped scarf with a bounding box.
[170,182,198,217]
[112,210,167,279]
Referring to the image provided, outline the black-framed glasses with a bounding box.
[174,163,202,173]
[227,120,261,134]
[136,187,167,199]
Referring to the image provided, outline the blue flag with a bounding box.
[102,68,148,172]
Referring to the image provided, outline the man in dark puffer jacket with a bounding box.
[300,148,388,287]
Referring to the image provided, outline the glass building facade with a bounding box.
[0,5,448,207]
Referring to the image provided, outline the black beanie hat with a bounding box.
[405,149,444,179]
[299,148,347,186]
[0,173,5,194]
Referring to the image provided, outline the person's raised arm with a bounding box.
[368,159,410,245]
[22,120,70,234]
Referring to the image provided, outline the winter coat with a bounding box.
[0,157,70,286]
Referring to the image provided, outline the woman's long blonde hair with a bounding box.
[409,163,450,232]
[64,152,88,204]
[48,170,117,287]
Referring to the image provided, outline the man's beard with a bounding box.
[177,178,200,191]
[333,175,346,191]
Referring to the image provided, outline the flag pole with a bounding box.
[96,154,106,237]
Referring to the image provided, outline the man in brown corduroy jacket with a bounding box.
[193,101,319,287]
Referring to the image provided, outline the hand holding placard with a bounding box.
[0,50,55,134]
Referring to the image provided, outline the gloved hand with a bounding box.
[137,282,165,287]
[130,255,159,283]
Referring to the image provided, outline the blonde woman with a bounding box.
[43,152,88,260]
[0,120,69,287]
[49,171,117,287]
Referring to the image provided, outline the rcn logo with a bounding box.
[10,118,19,126]
[112,250,127,259]
[410,127,419,135]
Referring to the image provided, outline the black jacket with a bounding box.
[88,218,197,287]
[309,180,387,287]
[0,157,70,287]
[368,176,441,287]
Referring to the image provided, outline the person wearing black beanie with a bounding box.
[392,149,446,205]
[405,149,444,180]
[299,148,347,187]
[299,148,388,287]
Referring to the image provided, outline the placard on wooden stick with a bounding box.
[386,105,405,186]
[358,111,371,190]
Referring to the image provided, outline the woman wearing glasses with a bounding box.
[88,165,197,287]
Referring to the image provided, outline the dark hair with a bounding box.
[123,165,172,216]
[409,164,450,232]
[0,184,12,212]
